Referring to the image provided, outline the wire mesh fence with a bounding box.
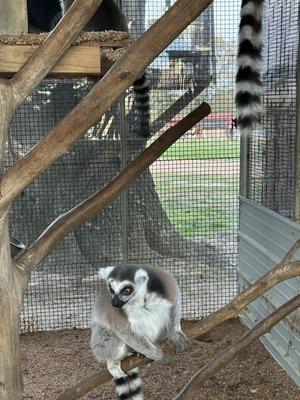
[247,0,299,220]
[9,0,241,332]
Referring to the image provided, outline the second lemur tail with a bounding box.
[132,74,151,138]
[115,369,144,400]
[235,0,265,133]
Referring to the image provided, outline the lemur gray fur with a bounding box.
[90,264,189,400]
[235,0,265,133]
[59,0,151,138]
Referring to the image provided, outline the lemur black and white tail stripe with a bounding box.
[115,369,144,400]
[235,0,265,133]
[132,74,151,138]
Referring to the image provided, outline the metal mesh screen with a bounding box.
[10,0,241,332]
[247,0,299,219]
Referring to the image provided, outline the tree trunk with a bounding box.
[0,82,26,400]
[0,214,25,400]
[127,142,221,266]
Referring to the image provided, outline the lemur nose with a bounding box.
[111,295,124,308]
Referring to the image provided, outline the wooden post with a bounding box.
[0,88,26,399]
[0,4,28,394]
[239,134,248,198]
[0,0,28,34]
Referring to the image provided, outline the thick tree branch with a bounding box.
[173,294,300,400]
[16,103,211,273]
[10,0,103,107]
[55,242,300,400]
[1,0,213,206]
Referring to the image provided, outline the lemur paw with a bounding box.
[152,348,165,362]
[170,330,189,349]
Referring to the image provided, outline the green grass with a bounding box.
[159,139,239,160]
[152,173,239,237]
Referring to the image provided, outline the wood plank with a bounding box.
[0,0,28,34]
[0,45,101,76]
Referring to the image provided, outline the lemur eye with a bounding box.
[109,285,115,295]
[122,286,133,295]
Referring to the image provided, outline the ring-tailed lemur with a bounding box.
[91,264,189,400]
[59,0,151,138]
[235,0,265,134]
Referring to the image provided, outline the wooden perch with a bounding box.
[0,31,133,78]
[173,294,300,400]
[16,103,211,273]
[55,241,300,400]
[9,0,104,106]
[1,0,213,207]
[0,45,101,76]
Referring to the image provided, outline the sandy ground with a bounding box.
[21,319,299,400]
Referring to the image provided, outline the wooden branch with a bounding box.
[9,0,103,106]
[173,294,300,400]
[151,86,204,134]
[16,103,211,273]
[55,242,300,400]
[0,45,101,76]
[1,0,213,206]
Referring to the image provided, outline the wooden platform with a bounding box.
[0,44,101,76]
[0,31,132,77]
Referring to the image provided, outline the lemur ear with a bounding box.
[98,266,114,280]
[135,269,149,285]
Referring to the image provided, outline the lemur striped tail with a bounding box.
[235,0,265,133]
[115,369,144,400]
[132,74,151,138]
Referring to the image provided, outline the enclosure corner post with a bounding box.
[0,82,24,399]
[239,134,248,198]
[0,1,28,392]
[0,211,24,400]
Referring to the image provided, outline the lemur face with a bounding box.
[99,266,149,308]
[107,279,134,308]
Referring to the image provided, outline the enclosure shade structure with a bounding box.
[0,1,214,399]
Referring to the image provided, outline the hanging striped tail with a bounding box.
[115,369,144,400]
[132,74,151,138]
[235,0,265,134]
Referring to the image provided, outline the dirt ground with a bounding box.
[21,319,299,400]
